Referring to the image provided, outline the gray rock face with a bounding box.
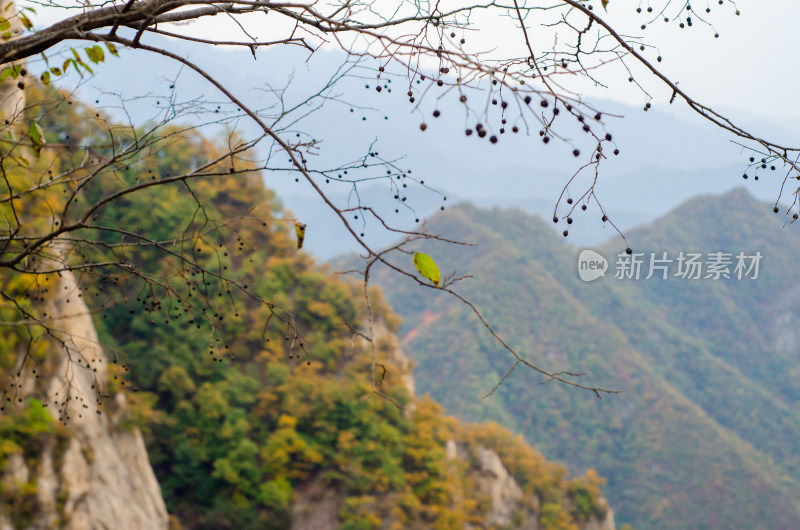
[449,441,615,530]
[475,446,526,528]
[0,17,168,529]
[1,268,168,530]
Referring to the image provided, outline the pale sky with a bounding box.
[24,0,800,254]
[178,0,800,126]
[31,1,799,127]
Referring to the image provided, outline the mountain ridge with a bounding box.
[362,187,800,528]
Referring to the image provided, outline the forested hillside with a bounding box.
[0,89,614,529]
[366,191,800,528]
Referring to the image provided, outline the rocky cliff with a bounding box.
[453,442,614,530]
[0,16,168,527]
[0,268,168,529]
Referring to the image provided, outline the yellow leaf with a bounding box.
[294,222,306,249]
[601,0,609,10]
[413,252,441,287]
[18,12,32,30]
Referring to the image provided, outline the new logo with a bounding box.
[578,249,608,282]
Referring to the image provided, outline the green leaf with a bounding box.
[62,58,71,73]
[92,45,104,63]
[105,42,118,57]
[40,71,50,85]
[76,58,93,74]
[0,19,10,31]
[28,121,45,152]
[49,66,62,76]
[84,46,104,64]
[0,64,20,81]
[413,252,441,287]
[85,46,98,64]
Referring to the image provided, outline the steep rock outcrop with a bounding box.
[457,443,615,530]
[1,268,168,529]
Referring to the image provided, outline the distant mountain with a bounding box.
[44,34,798,259]
[359,188,800,528]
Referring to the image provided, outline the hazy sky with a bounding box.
[169,0,800,125]
[29,0,800,256]
[33,1,799,125]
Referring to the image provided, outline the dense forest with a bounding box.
[0,89,613,529]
